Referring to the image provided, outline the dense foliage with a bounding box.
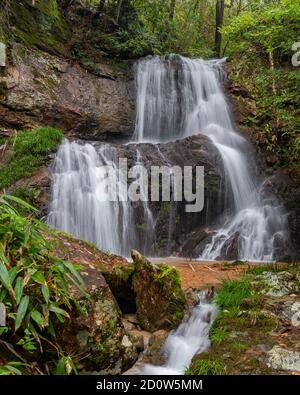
[221,0,300,167]
[0,195,87,375]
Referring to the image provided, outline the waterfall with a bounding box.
[142,292,217,375]
[47,140,143,257]
[48,55,288,261]
[133,55,288,261]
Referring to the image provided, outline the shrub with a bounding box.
[0,195,86,375]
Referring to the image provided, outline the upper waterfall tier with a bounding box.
[133,55,288,261]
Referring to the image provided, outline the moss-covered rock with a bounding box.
[131,250,187,331]
[61,265,138,374]
[45,235,138,374]
[10,0,70,55]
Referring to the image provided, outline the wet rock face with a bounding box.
[132,250,187,331]
[261,170,300,260]
[114,134,226,257]
[0,43,135,139]
[141,330,169,365]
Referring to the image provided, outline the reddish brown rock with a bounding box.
[0,43,135,139]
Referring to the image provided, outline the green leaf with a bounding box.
[9,266,18,284]
[61,260,85,286]
[55,357,67,375]
[65,273,89,298]
[14,277,24,304]
[0,261,12,292]
[2,195,37,212]
[31,310,45,328]
[32,270,46,285]
[41,284,50,304]
[49,304,70,318]
[15,295,29,331]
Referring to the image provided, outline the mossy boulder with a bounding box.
[131,250,187,331]
[43,231,138,373]
[59,253,137,374]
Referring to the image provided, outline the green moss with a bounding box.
[188,274,285,375]
[155,264,180,288]
[247,263,297,275]
[0,127,63,189]
[10,0,70,55]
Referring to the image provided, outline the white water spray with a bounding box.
[47,140,153,257]
[142,292,217,375]
[48,55,288,261]
[134,55,288,261]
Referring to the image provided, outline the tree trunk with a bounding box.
[214,0,225,58]
[169,0,176,20]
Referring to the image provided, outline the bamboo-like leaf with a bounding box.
[14,277,24,304]
[41,284,50,304]
[9,267,18,284]
[65,273,89,298]
[55,357,67,375]
[61,260,85,286]
[49,304,70,318]
[2,195,37,212]
[31,310,45,328]
[15,295,29,331]
[32,270,46,285]
[0,261,12,291]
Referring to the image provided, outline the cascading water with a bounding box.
[48,54,288,261]
[133,55,288,261]
[47,140,145,257]
[142,292,217,375]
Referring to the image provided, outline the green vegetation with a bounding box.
[214,279,251,310]
[1,0,70,54]
[222,0,300,167]
[188,264,300,375]
[1,1,296,167]
[9,186,39,216]
[0,195,87,375]
[186,357,225,375]
[0,127,63,190]
[247,263,297,275]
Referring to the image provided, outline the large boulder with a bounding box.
[61,264,138,374]
[45,231,138,374]
[111,134,225,257]
[131,250,187,331]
